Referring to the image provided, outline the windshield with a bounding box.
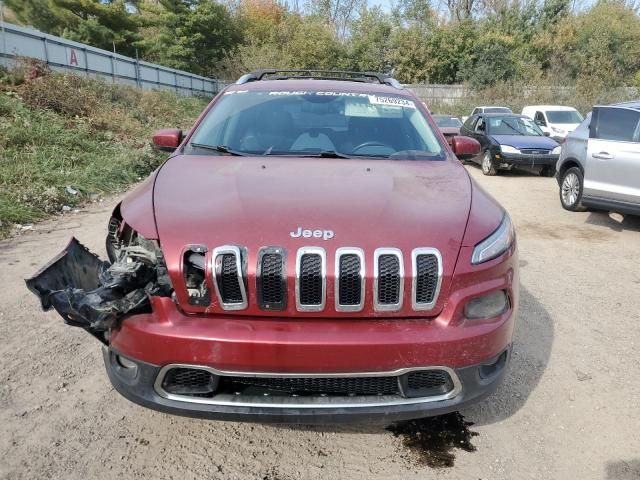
[485,107,512,114]
[434,116,462,128]
[488,116,544,136]
[546,110,583,124]
[188,90,445,159]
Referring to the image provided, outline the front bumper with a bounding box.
[498,153,559,168]
[104,345,511,424]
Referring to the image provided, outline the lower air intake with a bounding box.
[161,368,218,397]
[221,375,400,396]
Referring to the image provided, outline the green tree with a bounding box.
[138,0,242,76]
[348,6,393,72]
[458,33,518,88]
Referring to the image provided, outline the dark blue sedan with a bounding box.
[460,113,561,176]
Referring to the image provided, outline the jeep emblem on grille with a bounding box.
[290,227,335,240]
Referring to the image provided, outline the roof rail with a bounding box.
[235,69,403,89]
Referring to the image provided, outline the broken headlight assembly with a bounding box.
[25,215,173,343]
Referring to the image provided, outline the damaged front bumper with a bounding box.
[25,237,167,343]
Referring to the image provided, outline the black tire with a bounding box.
[481,151,498,176]
[541,166,556,177]
[559,167,587,211]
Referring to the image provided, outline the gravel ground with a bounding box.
[1,165,639,480]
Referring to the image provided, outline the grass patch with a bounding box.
[0,72,209,237]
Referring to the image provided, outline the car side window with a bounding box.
[463,115,477,130]
[592,107,640,142]
[474,117,485,132]
[472,108,480,116]
[534,111,547,126]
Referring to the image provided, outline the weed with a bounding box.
[0,71,209,237]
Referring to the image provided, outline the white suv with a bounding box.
[555,102,640,215]
[521,105,583,141]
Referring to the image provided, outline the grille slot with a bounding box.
[162,367,218,397]
[296,248,326,311]
[221,375,400,396]
[220,254,243,302]
[374,249,403,311]
[402,370,453,398]
[213,246,247,310]
[257,248,286,311]
[520,148,550,155]
[412,249,442,310]
[335,248,365,311]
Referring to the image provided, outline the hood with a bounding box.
[551,123,580,132]
[490,134,558,150]
[439,127,460,136]
[153,155,472,318]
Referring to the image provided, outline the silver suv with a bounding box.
[556,101,640,215]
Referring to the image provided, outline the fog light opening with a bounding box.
[116,355,137,369]
[479,350,508,380]
[464,290,509,320]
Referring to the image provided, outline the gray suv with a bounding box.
[556,101,640,215]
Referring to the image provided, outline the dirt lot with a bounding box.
[1,165,639,480]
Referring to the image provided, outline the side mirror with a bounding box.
[152,128,183,152]
[451,136,481,159]
[543,131,551,137]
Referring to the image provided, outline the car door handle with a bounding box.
[592,152,613,160]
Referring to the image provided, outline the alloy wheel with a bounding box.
[561,172,580,207]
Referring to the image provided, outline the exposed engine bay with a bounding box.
[25,218,173,344]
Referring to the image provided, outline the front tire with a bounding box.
[559,167,586,211]
[541,166,556,177]
[481,151,497,176]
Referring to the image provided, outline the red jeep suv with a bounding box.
[27,70,518,423]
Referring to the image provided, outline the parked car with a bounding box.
[26,70,518,423]
[556,101,640,215]
[521,105,583,141]
[462,106,512,123]
[432,114,462,145]
[471,106,513,115]
[461,113,561,176]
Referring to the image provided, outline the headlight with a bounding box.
[500,145,520,154]
[471,213,515,264]
[464,290,509,319]
[551,146,561,155]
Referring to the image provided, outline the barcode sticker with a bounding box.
[367,95,415,109]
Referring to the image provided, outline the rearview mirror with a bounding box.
[152,128,183,152]
[451,136,481,159]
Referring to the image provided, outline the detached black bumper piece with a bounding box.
[25,238,155,342]
[103,346,512,424]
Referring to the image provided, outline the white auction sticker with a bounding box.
[367,95,415,109]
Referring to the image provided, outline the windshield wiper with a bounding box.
[314,150,351,159]
[265,150,352,159]
[189,143,247,156]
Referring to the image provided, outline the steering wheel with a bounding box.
[351,141,391,154]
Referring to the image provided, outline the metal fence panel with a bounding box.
[0,22,219,96]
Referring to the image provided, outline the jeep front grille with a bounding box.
[197,245,443,313]
[212,246,247,310]
[295,247,326,311]
[335,248,365,311]
[257,248,287,310]
[412,248,442,311]
[374,248,404,311]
